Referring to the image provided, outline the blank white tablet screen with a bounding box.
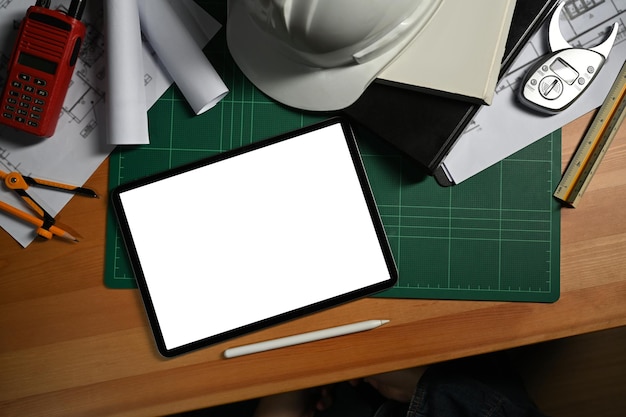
[117,122,392,351]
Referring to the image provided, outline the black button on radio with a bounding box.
[70,38,82,66]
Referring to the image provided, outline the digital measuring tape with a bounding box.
[554,60,626,207]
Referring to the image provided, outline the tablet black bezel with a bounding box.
[110,117,397,357]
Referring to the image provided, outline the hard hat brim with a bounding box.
[226,0,442,112]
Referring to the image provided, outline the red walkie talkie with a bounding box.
[0,0,86,138]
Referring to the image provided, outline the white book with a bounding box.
[376,0,517,105]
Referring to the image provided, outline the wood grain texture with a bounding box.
[1,112,625,417]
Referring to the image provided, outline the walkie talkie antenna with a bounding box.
[67,0,87,20]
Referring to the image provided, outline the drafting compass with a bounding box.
[519,2,619,114]
[0,169,97,241]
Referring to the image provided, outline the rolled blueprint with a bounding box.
[104,0,150,145]
[137,0,229,115]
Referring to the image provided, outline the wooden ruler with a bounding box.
[554,60,626,207]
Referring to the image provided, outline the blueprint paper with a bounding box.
[0,0,222,247]
[105,0,149,145]
[440,0,626,185]
[138,0,228,115]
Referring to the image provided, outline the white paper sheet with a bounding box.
[105,0,150,145]
[0,0,223,247]
[439,1,626,185]
[138,0,228,115]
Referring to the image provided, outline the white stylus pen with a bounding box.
[223,319,390,359]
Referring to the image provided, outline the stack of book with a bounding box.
[343,0,559,174]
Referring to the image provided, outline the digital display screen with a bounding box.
[551,58,578,85]
[18,52,57,75]
[113,119,397,356]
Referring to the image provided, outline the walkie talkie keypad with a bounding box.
[0,2,86,137]
[2,72,47,128]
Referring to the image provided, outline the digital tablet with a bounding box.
[111,118,397,357]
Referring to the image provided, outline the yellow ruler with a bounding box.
[554,60,626,207]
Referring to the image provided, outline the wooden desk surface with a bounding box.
[1,113,625,417]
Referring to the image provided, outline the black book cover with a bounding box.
[343,0,560,174]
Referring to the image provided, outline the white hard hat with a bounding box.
[227,0,442,111]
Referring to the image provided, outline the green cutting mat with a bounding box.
[104,1,560,302]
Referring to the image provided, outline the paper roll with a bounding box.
[137,0,229,115]
[104,0,150,145]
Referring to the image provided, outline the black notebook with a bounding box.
[343,0,560,174]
